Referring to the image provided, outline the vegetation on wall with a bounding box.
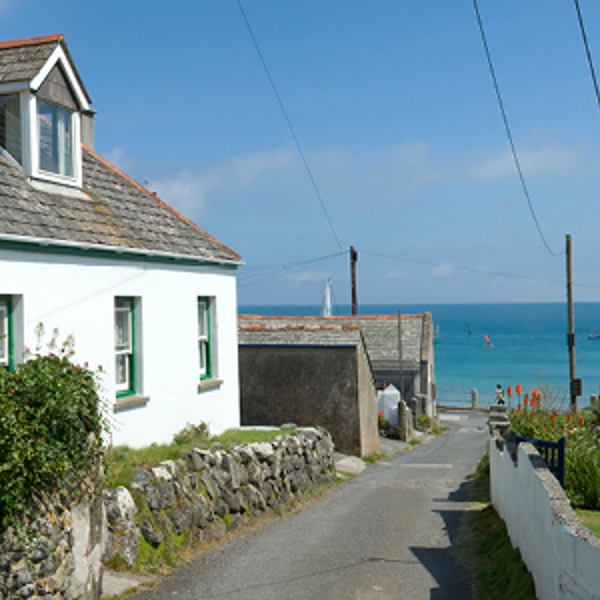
[0,326,108,528]
[509,402,600,510]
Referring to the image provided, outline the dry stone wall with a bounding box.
[103,427,336,568]
[0,490,104,600]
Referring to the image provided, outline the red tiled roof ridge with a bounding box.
[82,145,241,262]
[0,34,64,50]
[238,313,424,320]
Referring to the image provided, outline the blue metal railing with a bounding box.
[515,435,566,489]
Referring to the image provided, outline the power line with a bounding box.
[472,0,562,258]
[235,0,343,252]
[572,0,600,120]
[362,249,600,290]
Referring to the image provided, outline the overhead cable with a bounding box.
[572,0,600,120]
[236,0,343,252]
[472,0,562,257]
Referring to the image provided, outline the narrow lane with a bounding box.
[133,410,488,599]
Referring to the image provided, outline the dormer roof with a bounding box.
[0,34,91,109]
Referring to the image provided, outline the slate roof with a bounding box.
[0,34,91,104]
[238,314,433,369]
[0,147,240,263]
[238,320,364,347]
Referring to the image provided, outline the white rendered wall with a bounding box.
[489,434,600,600]
[1,248,240,447]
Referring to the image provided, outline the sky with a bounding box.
[4,1,600,308]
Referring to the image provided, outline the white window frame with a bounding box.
[115,298,134,395]
[37,99,74,179]
[198,297,214,380]
[0,301,8,368]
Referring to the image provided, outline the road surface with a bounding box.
[132,409,488,600]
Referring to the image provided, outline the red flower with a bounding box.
[516,384,522,395]
[507,385,513,397]
[524,394,529,406]
[551,413,556,422]
[568,413,573,422]
[580,417,585,426]
[531,398,536,408]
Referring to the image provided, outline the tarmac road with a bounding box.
[132,410,488,600]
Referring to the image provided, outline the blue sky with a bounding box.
[4,1,600,307]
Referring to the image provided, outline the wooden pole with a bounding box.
[566,233,578,411]
[350,246,358,316]
[397,310,403,399]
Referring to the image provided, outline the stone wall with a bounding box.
[0,489,103,600]
[103,428,336,569]
[239,346,378,456]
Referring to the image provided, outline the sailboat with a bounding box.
[321,279,333,317]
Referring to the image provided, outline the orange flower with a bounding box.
[580,417,585,426]
[532,389,539,399]
[516,383,522,395]
[507,385,513,397]
[524,394,529,406]
[551,413,556,422]
[568,413,573,422]
[531,398,536,408]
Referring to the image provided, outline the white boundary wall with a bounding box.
[489,433,600,600]
[2,248,240,447]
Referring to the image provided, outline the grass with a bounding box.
[575,509,600,537]
[464,453,537,600]
[363,452,388,464]
[104,423,296,489]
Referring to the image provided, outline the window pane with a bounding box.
[199,340,206,375]
[38,100,72,177]
[115,354,129,387]
[0,305,7,363]
[198,301,207,337]
[115,309,131,352]
[0,94,21,164]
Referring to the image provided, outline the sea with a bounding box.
[238,303,600,409]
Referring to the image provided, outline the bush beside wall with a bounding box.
[103,427,336,569]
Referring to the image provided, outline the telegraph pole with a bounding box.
[350,246,358,316]
[566,233,580,411]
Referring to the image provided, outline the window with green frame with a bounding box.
[198,297,213,380]
[0,296,12,371]
[115,297,135,396]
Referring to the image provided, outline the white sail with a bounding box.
[321,279,333,317]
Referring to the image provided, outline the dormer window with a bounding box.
[0,94,22,165]
[37,99,73,177]
[0,34,93,188]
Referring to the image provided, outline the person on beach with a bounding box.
[495,384,505,404]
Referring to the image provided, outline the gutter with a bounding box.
[0,233,244,267]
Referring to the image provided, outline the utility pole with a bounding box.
[350,246,358,316]
[566,233,580,411]
[397,310,404,399]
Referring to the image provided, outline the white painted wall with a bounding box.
[1,248,240,447]
[489,433,600,600]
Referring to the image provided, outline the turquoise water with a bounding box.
[239,303,600,408]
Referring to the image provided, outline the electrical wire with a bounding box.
[362,249,600,290]
[573,0,600,120]
[235,0,343,252]
[472,0,562,258]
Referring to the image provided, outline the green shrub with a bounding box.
[0,330,107,527]
[509,408,600,510]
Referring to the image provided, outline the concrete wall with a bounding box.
[239,346,378,457]
[489,432,600,600]
[1,248,240,447]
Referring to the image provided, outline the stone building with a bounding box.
[238,317,379,457]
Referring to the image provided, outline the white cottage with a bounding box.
[0,34,242,447]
